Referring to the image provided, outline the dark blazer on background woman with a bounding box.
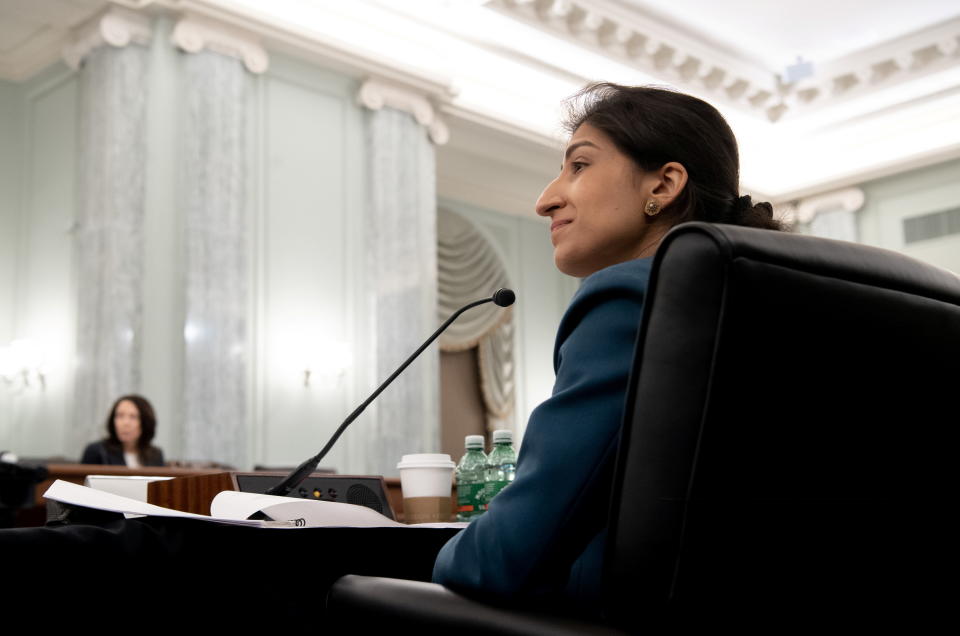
[81,440,165,467]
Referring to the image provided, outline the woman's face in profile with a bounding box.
[535,124,657,277]
[114,399,142,447]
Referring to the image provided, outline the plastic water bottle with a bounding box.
[484,429,517,506]
[455,435,487,522]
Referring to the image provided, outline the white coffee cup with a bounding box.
[397,453,455,524]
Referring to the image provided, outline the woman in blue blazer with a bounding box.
[432,84,782,613]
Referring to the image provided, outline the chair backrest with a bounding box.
[604,222,959,618]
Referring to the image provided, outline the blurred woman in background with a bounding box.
[81,394,165,467]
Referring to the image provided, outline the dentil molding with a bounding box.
[171,14,269,74]
[489,0,960,122]
[62,6,154,70]
[358,79,450,145]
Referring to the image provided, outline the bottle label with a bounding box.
[484,480,510,503]
[457,482,486,514]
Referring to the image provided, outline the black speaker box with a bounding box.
[231,472,395,520]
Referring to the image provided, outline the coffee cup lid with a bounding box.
[397,453,455,470]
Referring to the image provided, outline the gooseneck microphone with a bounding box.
[265,288,516,497]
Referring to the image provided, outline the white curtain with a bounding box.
[72,44,149,452]
[181,51,249,469]
[363,107,439,476]
[437,209,515,431]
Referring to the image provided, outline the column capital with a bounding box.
[171,14,269,74]
[358,78,450,145]
[62,6,153,70]
[795,187,865,225]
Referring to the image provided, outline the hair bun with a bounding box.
[733,195,774,220]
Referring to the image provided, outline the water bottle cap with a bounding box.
[492,429,513,444]
[464,435,485,449]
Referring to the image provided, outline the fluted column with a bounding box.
[69,9,152,452]
[358,79,447,475]
[174,16,267,469]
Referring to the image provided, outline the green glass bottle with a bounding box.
[456,435,488,522]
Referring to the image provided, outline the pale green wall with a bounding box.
[0,77,20,454]
[858,158,960,274]
[0,64,79,458]
[440,198,578,441]
[139,18,186,462]
[20,68,78,458]
[0,79,20,345]
[251,55,366,472]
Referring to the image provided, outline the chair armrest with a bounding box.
[326,575,628,635]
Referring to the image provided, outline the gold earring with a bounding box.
[644,199,661,216]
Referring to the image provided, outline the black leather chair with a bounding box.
[328,222,959,632]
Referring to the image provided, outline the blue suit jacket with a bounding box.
[432,257,652,611]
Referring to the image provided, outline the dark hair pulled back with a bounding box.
[562,83,782,231]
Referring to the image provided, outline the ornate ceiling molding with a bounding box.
[786,21,960,113]
[171,14,269,74]
[358,78,451,145]
[2,0,953,200]
[62,6,153,71]
[489,0,960,122]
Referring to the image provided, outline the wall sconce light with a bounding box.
[0,338,48,392]
[302,340,352,388]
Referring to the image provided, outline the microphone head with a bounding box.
[492,288,516,307]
